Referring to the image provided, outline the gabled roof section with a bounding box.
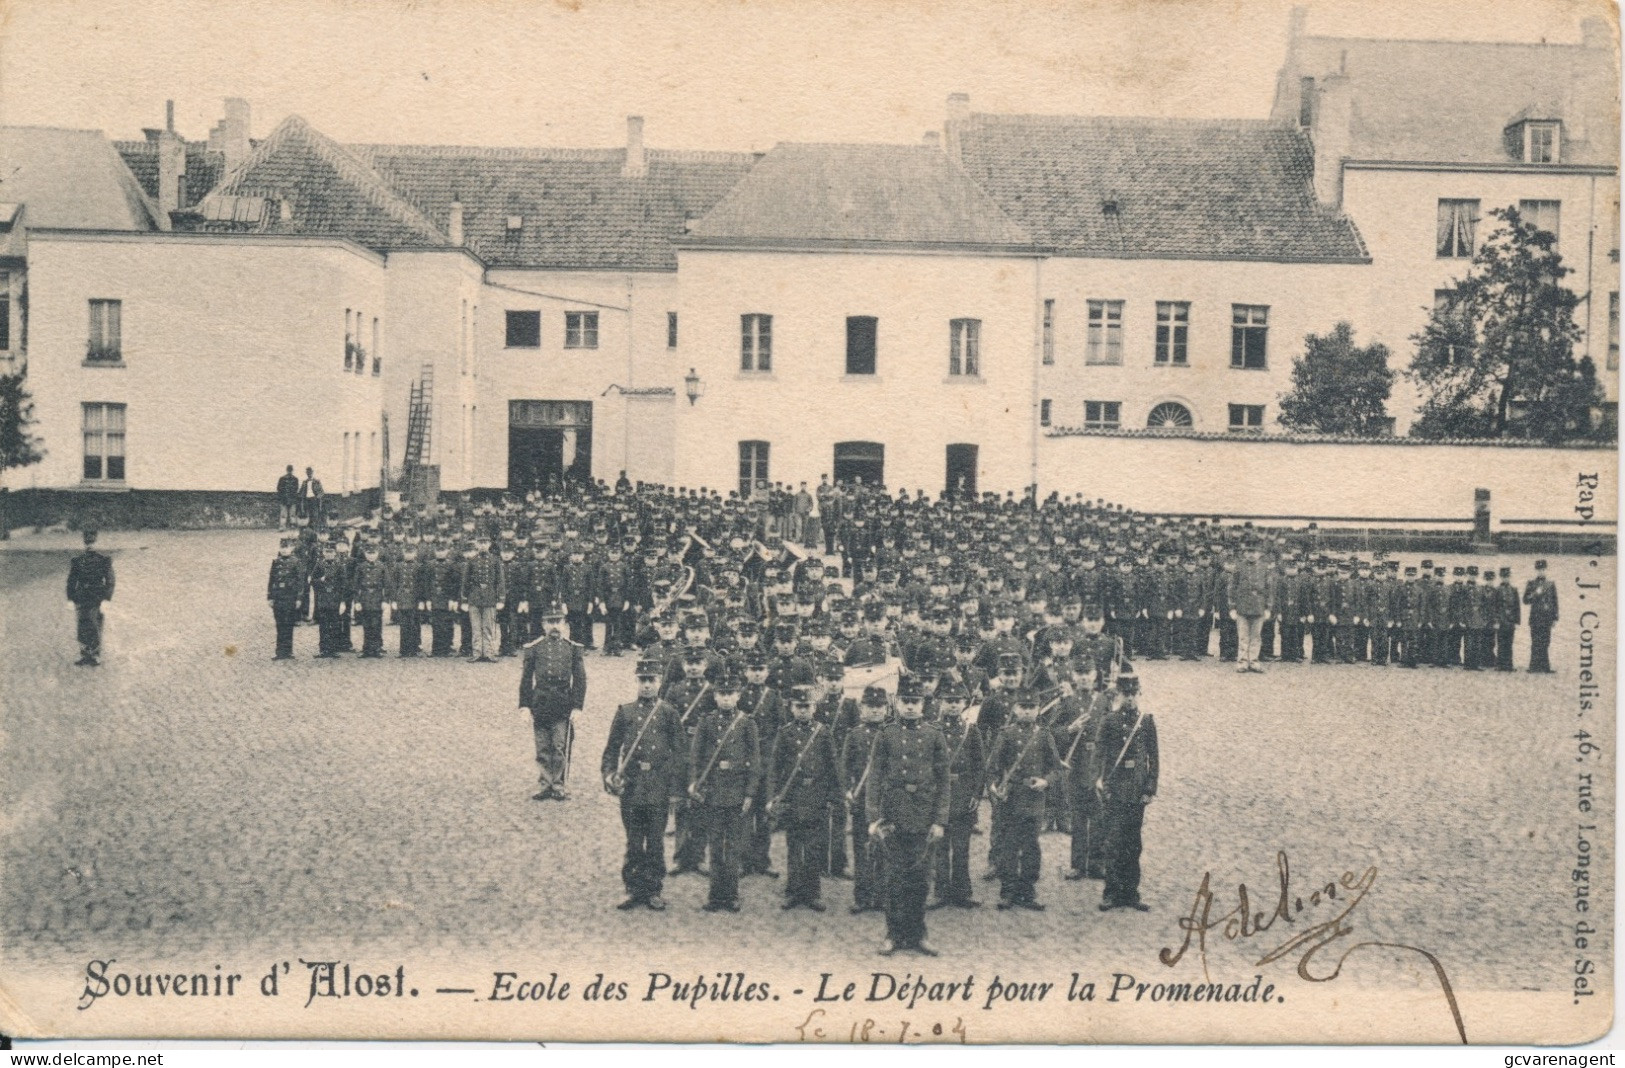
[187,115,449,248]
[684,142,1033,251]
[0,126,161,231]
[115,138,229,211]
[350,143,760,270]
[953,115,1368,262]
[1288,35,1619,167]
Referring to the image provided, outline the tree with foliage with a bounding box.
[1276,321,1395,435]
[1408,205,1601,442]
[0,370,43,476]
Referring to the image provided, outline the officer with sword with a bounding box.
[519,602,587,801]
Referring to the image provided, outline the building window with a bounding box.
[82,402,126,481]
[506,310,541,348]
[1085,300,1124,365]
[1155,301,1189,365]
[1228,403,1265,433]
[1298,77,1315,128]
[565,311,599,349]
[1039,399,1052,427]
[1609,291,1619,371]
[0,271,10,351]
[1518,199,1561,244]
[352,309,366,375]
[87,299,122,363]
[1434,289,1471,364]
[1084,400,1121,430]
[667,311,678,350]
[1526,122,1560,164]
[1230,305,1268,369]
[1147,401,1193,429]
[846,315,877,375]
[371,317,381,376]
[741,313,772,371]
[739,440,769,498]
[1437,199,1479,258]
[949,318,981,376]
[1041,299,1054,365]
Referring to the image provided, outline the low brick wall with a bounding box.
[0,488,381,533]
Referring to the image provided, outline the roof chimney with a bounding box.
[448,199,465,246]
[154,117,184,227]
[1287,5,1307,41]
[922,130,941,149]
[208,97,252,176]
[623,115,646,177]
[945,93,970,160]
[165,99,175,133]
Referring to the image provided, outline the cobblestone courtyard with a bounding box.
[0,529,1614,1038]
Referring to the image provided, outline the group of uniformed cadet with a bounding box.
[261,480,1562,955]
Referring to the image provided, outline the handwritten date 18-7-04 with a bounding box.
[1159,850,1466,1044]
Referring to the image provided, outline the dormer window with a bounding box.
[1507,119,1562,164]
[505,215,524,232]
[1526,122,1560,163]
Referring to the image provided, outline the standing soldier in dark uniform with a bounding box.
[866,681,949,957]
[768,686,842,911]
[66,530,116,666]
[390,540,427,657]
[497,540,527,657]
[311,544,349,658]
[1523,560,1558,673]
[739,651,783,877]
[988,689,1061,910]
[267,536,304,660]
[1275,557,1306,663]
[1092,668,1158,912]
[1494,566,1521,672]
[519,603,587,800]
[462,535,506,663]
[1061,684,1109,881]
[1462,567,1490,670]
[561,544,596,649]
[665,648,715,875]
[1397,565,1424,667]
[428,543,461,657]
[351,542,390,658]
[842,687,890,915]
[689,673,761,912]
[929,681,984,909]
[602,658,684,911]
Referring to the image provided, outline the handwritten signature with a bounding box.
[1158,850,1466,1044]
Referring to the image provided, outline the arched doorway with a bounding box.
[833,441,885,487]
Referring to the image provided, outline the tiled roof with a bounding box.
[188,115,450,248]
[0,126,160,231]
[115,139,230,211]
[349,143,760,270]
[684,142,1034,250]
[953,115,1369,262]
[1289,36,1619,167]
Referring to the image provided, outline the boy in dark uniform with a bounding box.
[602,659,685,911]
[689,673,761,912]
[929,682,984,909]
[767,686,842,911]
[988,689,1062,910]
[842,686,891,914]
[1091,668,1158,911]
[267,536,304,660]
[867,682,950,956]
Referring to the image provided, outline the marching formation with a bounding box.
[260,477,1562,956]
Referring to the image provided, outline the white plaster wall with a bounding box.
[673,249,1042,496]
[1038,257,1373,434]
[21,233,386,493]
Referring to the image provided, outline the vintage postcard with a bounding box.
[0,0,1616,1046]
